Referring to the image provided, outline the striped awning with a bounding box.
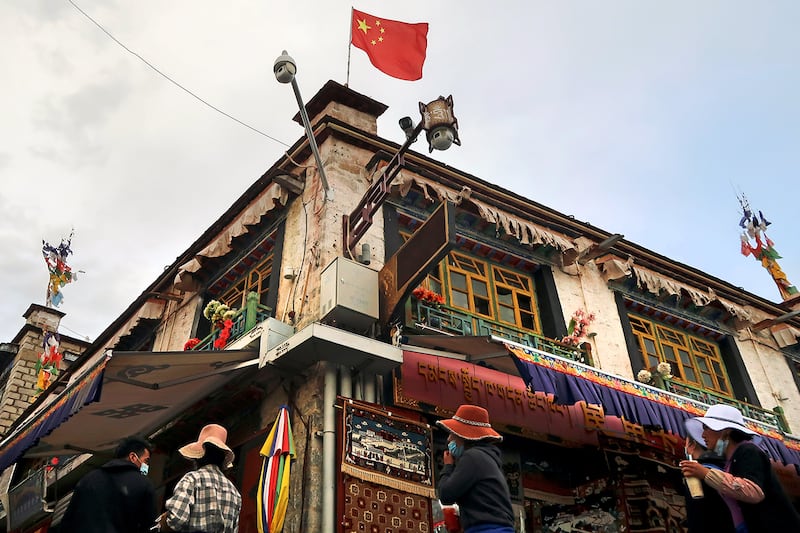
[0,358,107,472]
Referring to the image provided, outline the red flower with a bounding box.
[183,338,201,351]
[412,286,445,305]
[213,320,234,349]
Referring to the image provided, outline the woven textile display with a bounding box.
[341,401,435,498]
[342,474,432,533]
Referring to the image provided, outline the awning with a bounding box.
[0,358,107,472]
[505,340,800,466]
[1,349,257,464]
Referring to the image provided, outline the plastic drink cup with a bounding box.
[442,505,461,531]
[684,459,704,498]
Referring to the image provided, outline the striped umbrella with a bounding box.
[257,405,296,533]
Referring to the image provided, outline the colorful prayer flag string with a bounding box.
[35,331,64,395]
[738,195,798,301]
[42,231,78,308]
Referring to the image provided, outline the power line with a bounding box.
[59,323,92,342]
[66,0,290,148]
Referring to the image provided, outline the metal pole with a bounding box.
[290,78,332,199]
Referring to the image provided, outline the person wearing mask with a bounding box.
[437,404,515,533]
[59,436,156,533]
[161,423,242,533]
[682,421,735,532]
[680,404,800,533]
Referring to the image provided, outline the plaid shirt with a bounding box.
[165,464,242,533]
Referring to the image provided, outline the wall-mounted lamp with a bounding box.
[342,95,461,259]
[274,51,332,200]
[419,95,460,153]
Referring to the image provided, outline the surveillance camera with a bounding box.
[428,126,454,152]
[273,51,297,84]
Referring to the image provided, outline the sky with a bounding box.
[2,0,799,344]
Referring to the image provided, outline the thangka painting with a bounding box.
[341,400,435,498]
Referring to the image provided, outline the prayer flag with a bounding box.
[351,9,428,81]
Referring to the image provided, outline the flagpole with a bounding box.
[346,7,353,87]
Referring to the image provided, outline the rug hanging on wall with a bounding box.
[342,474,432,533]
[341,400,435,498]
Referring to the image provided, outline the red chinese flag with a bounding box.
[351,9,428,81]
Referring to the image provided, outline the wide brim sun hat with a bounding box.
[178,423,235,467]
[685,404,759,445]
[436,405,502,442]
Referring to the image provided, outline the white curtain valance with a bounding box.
[108,299,166,348]
[630,265,752,323]
[393,172,574,252]
[174,182,288,291]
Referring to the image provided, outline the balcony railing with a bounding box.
[411,299,590,363]
[411,299,791,434]
[665,380,790,433]
[193,292,272,351]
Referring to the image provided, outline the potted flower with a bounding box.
[203,300,237,349]
[411,286,445,307]
[637,362,673,389]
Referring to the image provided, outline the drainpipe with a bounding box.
[340,365,352,399]
[322,362,337,532]
[363,372,376,403]
[354,374,363,401]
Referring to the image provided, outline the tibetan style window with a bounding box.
[417,249,542,334]
[218,254,273,309]
[628,313,732,396]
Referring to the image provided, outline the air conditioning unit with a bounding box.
[320,256,378,331]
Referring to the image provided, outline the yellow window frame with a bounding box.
[491,265,540,332]
[628,313,731,396]
[447,251,493,319]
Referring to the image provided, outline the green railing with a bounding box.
[193,292,272,351]
[665,380,790,433]
[412,299,590,363]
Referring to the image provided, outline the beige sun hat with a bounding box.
[178,424,235,467]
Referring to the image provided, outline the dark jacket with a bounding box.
[59,458,157,533]
[438,441,515,530]
[730,443,800,533]
[684,451,735,533]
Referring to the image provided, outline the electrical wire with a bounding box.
[58,323,92,342]
[66,0,290,148]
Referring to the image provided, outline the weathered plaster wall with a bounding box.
[277,129,386,331]
[736,328,800,433]
[153,295,202,351]
[552,261,635,378]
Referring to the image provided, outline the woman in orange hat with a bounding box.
[436,404,515,533]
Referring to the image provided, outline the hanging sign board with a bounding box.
[379,201,456,324]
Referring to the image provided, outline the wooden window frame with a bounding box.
[628,313,731,395]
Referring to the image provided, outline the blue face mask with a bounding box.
[447,440,464,459]
[714,438,728,456]
[133,454,149,476]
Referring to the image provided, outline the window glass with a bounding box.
[221,255,272,310]
[628,313,731,396]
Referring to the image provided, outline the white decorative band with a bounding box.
[452,415,491,428]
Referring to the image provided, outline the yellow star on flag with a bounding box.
[356,18,370,34]
[350,9,428,81]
